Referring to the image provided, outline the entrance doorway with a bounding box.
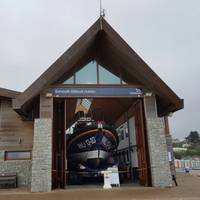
[52,97,151,189]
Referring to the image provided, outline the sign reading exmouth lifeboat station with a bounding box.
[52,87,143,97]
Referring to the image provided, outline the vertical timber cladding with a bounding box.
[116,99,151,186]
[134,100,152,186]
[52,99,66,189]
[0,99,33,150]
[52,98,77,188]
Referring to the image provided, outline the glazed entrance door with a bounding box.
[134,100,151,186]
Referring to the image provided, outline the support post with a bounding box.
[144,95,172,187]
[31,118,52,192]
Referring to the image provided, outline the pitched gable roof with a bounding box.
[13,17,183,116]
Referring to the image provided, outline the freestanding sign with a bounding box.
[108,165,120,187]
[102,165,120,189]
[52,87,143,98]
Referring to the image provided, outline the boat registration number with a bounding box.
[77,137,96,149]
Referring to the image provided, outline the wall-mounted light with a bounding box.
[145,92,152,97]
[46,92,53,98]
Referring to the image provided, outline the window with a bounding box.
[125,128,129,138]
[123,151,126,163]
[5,151,31,160]
[76,61,97,84]
[126,150,130,162]
[117,130,121,141]
[99,65,121,84]
[63,76,74,84]
[62,60,126,85]
[121,130,124,140]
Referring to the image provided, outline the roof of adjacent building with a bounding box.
[12,17,183,116]
[0,87,21,99]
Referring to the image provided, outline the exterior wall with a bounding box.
[144,95,172,187]
[116,117,138,168]
[0,92,175,189]
[0,99,33,150]
[31,118,52,192]
[40,92,53,118]
[0,98,33,187]
[0,150,31,187]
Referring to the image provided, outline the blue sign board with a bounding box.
[52,87,143,97]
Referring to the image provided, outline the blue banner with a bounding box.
[52,87,143,97]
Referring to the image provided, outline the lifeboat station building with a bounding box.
[0,18,183,192]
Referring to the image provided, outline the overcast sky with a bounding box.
[0,0,199,139]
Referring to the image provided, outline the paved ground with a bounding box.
[0,172,200,200]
